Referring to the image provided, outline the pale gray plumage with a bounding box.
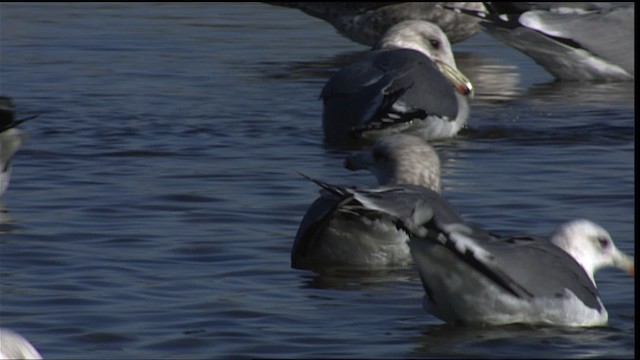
[344,133,442,190]
[452,2,635,81]
[399,198,635,326]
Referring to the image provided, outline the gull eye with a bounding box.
[597,236,610,248]
[429,39,440,49]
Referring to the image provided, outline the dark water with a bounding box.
[0,3,634,359]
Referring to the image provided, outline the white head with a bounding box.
[376,20,457,68]
[375,20,473,96]
[550,219,635,284]
[344,133,441,192]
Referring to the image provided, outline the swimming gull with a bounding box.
[396,199,635,326]
[0,96,36,197]
[266,2,486,45]
[448,2,635,81]
[292,134,446,269]
[0,328,43,360]
[321,20,473,145]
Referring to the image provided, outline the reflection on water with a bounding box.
[462,120,634,146]
[262,47,527,103]
[413,324,624,358]
[259,50,366,81]
[524,81,635,107]
[301,266,418,290]
[456,51,523,103]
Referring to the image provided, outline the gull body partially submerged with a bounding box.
[292,134,444,268]
[404,211,634,326]
[321,20,473,145]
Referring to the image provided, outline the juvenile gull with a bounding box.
[266,2,486,45]
[449,3,635,81]
[398,201,635,326]
[322,20,473,145]
[292,134,446,269]
[0,96,35,197]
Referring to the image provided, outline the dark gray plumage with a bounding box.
[292,178,469,270]
[292,134,442,269]
[322,20,473,145]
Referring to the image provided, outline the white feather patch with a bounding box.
[448,229,493,262]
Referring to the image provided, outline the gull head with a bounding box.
[551,219,634,284]
[375,20,473,96]
[344,134,441,192]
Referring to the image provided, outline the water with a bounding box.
[0,3,634,358]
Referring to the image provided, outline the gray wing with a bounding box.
[292,175,462,265]
[519,6,634,75]
[404,198,601,310]
[292,175,375,267]
[447,3,634,80]
[321,48,459,143]
[347,184,465,229]
[291,189,342,268]
[487,2,631,14]
[481,235,601,310]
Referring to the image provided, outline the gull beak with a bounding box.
[613,249,635,277]
[436,61,474,97]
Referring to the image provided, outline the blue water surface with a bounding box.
[0,3,634,359]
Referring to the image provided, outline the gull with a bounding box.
[0,96,36,197]
[0,328,43,360]
[322,20,473,145]
[398,201,635,326]
[265,2,487,45]
[292,134,447,269]
[448,2,635,81]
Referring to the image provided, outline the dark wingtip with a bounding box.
[0,114,40,133]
